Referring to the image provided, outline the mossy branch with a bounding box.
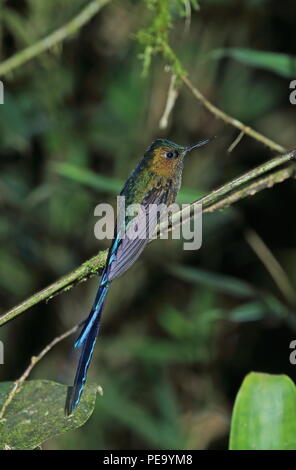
[0,0,285,155]
[137,2,286,154]
[1,149,295,327]
[0,251,108,327]
[0,0,293,326]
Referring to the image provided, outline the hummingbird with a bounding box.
[66,137,213,414]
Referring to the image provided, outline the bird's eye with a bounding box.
[165,151,175,159]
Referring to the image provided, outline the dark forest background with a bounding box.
[0,0,296,449]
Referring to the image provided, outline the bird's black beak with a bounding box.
[182,136,215,156]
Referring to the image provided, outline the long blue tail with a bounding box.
[65,281,110,415]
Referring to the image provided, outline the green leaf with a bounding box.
[229,372,296,450]
[169,264,256,298]
[54,162,122,195]
[53,162,203,202]
[212,48,296,78]
[0,380,99,450]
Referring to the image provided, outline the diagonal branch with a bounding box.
[245,229,296,306]
[163,150,295,233]
[0,2,293,326]
[181,75,286,154]
[0,0,111,77]
[0,0,285,156]
[1,149,295,327]
[0,251,108,327]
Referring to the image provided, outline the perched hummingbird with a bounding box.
[66,137,213,414]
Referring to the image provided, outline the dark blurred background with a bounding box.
[0,0,296,449]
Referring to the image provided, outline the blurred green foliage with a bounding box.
[0,0,296,450]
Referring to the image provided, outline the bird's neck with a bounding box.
[146,157,184,179]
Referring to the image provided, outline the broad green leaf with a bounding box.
[212,48,296,78]
[54,162,122,195]
[169,265,256,298]
[0,380,99,450]
[53,162,204,202]
[229,372,296,450]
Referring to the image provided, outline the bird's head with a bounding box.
[144,137,214,177]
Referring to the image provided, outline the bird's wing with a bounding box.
[73,185,169,351]
[107,185,170,281]
[66,183,171,414]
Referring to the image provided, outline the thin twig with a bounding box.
[202,165,295,213]
[0,324,80,420]
[158,164,295,239]
[0,0,110,77]
[181,75,286,154]
[227,130,245,153]
[1,150,295,327]
[159,74,179,129]
[0,0,286,158]
[160,42,285,153]
[164,150,295,232]
[245,229,296,306]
